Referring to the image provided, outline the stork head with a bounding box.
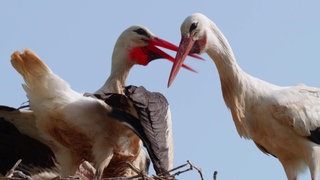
[112,25,200,73]
[168,13,214,87]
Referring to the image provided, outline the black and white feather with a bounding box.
[91,85,174,175]
[0,105,56,176]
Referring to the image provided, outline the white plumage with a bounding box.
[168,13,320,180]
[11,49,129,179]
[7,25,200,179]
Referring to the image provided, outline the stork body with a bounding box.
[0,107,100,179]
[11,50,123,178]
[168,13,320,180]
[0,98,143,179]
[7,25,199,179]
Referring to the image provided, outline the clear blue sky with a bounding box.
[1,1,320,179]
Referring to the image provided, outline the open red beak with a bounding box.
[167,36,196,87]
[150,37,203,60]
[144,37,203,72]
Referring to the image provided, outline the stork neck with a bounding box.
[208,44,248,100]
[96,61,133,95]
[206,27,254,136]
[206,31,249,96]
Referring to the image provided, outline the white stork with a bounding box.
[168,13,320,180]
[7,25,199,179]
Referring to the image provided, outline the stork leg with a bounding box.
[279,159,299,180]
[308,162,320,180]
[55,148,80,177]
[307,148,320,180]
[92,139,114,180]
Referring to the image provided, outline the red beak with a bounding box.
[150,37,204,60]
[167,36,196,87]
[144,37,201,72]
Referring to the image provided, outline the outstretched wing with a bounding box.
[0,105,56,175]
[271,85,320,144]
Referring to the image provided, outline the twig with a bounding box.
[3,159,32,180]
[153,160,204,180]
[213,171,218,180]
[126,161,141,174]
[5,159,22,177]
[109,160,204,180]
[18,101,30,110]
[186,160,204,180]
[3,160,204,180]
[159,162,188,176]
[125,161,148,180]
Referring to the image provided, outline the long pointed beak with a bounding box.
[167,36,196,87]
[146,38,197,72]
[145,37,201,72]
[150,37,204,60]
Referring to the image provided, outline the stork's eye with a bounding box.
[189,22,198,33]
[134,28,150,38]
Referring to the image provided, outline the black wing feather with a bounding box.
[90,85,173,175]
[0,106,56,175]
[308,127,320,144]
[124,86,172,174]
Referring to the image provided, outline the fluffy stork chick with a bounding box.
[10,26,198,179]
[168,13,320,180]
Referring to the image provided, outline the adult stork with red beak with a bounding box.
[168,13,320,180]
[4,25,200,179]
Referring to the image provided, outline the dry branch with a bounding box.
[2,160,206,180]
[2,159,32,180]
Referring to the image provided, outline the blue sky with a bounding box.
[1,1,320,179]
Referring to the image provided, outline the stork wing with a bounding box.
[0,105,56,175]
[124,86,174,174]
[0,106,39,141]
[271,85,320,144]
[91,86,174,175]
